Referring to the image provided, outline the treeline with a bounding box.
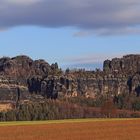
[113,93,140,111]
[0,100,101,121]
[0,94,140,121]
[61,94,140,111]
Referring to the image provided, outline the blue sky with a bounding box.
[0,0,140,69]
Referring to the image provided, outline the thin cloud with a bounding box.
[62,53,125,70]
[74,27,140,37]
[63,62,103,70]
[64,53,124,65]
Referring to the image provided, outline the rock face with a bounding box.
[26,54,140,99]
[0,54,140,102]
[0,55,51,83]
[0,55,52,102]
[103,54,140,74]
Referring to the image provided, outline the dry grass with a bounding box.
[0,103,13,112]
[0,119,140,140]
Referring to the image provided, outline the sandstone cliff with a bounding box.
[0,54,140,102]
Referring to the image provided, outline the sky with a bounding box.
[0,0,140,70]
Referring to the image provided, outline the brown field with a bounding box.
[0,119,140,140]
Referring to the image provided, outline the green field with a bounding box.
[0,118,139,126]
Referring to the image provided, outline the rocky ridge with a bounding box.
[0,54,140,103]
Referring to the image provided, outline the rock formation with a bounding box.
[0,54,140,102]
[0,55,51,83]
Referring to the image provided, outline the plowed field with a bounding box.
[0,119,140,140]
